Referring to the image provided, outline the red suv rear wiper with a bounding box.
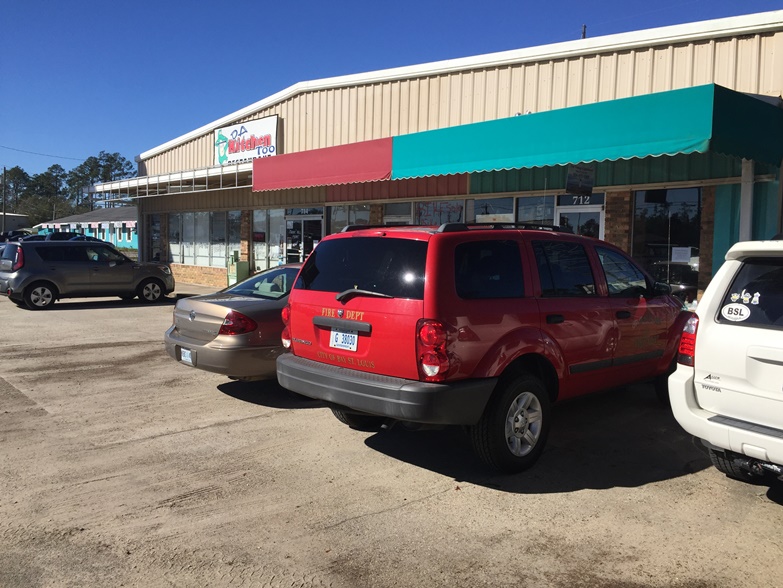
[335,288,394,302]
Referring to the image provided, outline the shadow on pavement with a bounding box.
[217,379,325,410]
[362,383,713,493]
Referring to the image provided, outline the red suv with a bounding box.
[277,223,690,473]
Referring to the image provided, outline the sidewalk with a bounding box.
[172,282,221,298]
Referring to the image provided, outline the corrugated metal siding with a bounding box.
[142,31,783,177]
[137,186,328,215]
[468,152,774,194]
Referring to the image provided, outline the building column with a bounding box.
[603,190,633,254]
[698,186,715,298]
[739,159,755,241]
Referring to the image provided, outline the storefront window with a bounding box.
[269,209,285,266]
[195,212,210,266]
[467,197,514,223]
[210,211,227,268]
[168,213,182,263]
[148,214,161,262]
[383,202,412,225]
[632,188,701,298]
[329,204,371,233]
[253,210,269,271]
[228,210,241,262]
[517,195,555,224]
[415,200,464,225]
[182,213,195,265]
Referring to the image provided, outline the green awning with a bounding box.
[391,84,783,180]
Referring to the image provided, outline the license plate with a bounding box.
[180,347,194,365]
[329,328,358,352]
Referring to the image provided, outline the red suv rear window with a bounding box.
[295,237,428,300]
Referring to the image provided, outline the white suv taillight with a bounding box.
[677,315,699,366]
[416,319,449,382]
[281,304,291,349]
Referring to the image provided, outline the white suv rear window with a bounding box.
[716,258,783,329]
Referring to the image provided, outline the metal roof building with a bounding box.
[91,10,783,291]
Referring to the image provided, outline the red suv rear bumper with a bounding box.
[277,353,496,425]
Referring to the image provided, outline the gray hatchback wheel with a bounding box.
[24,281,57,310]
[138,278,164,303]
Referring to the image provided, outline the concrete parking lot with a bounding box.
[1,287,782,587]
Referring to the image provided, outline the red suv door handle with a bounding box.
[546,314,564,324]
[616,310,632,319]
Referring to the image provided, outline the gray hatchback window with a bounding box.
[36,246,88,262]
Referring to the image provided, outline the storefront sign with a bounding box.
[214,115,279,166]
[565,163,595,197]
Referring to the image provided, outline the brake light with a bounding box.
[677,316,698,366]
[416,319,449,382]
[12,247,24,271]
[218,311,258,336]
[281,304,291,348]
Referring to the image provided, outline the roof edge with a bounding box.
[139,10,783,162]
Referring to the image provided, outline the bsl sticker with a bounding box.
[721,303,751,322]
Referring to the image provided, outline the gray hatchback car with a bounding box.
[0,241,175,309]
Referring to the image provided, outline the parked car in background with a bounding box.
[0,241,175,309]
[165,264,301,381]
[44,231,81,241]
[0,229,33,242]
[651,261,699,305]
[669,239,783,485]
[277,223,691,473]
[69,235,106,242]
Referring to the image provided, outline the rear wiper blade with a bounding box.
[335,288,393,302]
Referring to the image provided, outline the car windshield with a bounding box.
[717,258,783,329]
[225,266,300,300]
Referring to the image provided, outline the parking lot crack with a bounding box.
[319,486,455,531]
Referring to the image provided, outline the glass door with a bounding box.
[557,206,604,239]
[285,217,322,263]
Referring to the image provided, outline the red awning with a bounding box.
[252,137,392,191]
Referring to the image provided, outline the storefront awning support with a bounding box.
[739,159,755,241]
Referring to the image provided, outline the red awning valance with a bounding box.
[253,137,392,191]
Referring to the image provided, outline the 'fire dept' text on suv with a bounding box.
[277,223,691,473]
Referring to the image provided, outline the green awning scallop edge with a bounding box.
[391,84,783,180]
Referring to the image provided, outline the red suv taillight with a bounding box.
[218,311,258,336]
[677,315,698,366]
[281,304,291,349]
[12,247,24,271]
[416,319,449,382]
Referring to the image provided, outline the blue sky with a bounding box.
[1,0,781,176]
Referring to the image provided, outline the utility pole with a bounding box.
[2,166,6,233]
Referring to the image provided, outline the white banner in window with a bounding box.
[214,115,279,166]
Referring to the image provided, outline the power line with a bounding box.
[0,144,84,162]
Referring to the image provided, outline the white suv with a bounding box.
[669,239,783,484]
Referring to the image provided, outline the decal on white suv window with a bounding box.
[730,289,761,305]
[721,303,751,322]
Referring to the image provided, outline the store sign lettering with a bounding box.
[228,131,275,157]
[215,115,279,166]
